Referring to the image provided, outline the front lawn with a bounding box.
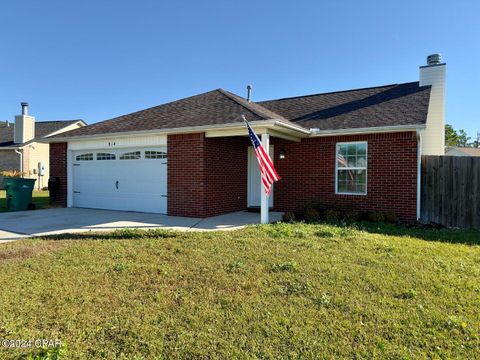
[0,190,49,212]
[0,223,479,359]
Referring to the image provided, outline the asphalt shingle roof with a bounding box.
[49,89,291,138]
[49,81,431,139]
[0,120,82,147]
[258,82,431,130]
[448,147,480,156]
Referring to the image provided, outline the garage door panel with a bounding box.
[74,193,166,213]
[72,148,167,214]
[113,162,167,195]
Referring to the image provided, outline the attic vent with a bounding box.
[426,54,442,65]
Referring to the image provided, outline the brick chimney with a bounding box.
[419,54,446,155]
[14,102,35,144]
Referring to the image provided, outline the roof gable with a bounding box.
[52,89,286,138]
[0,120,83,147]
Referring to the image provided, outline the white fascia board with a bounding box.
[40,120,274,143]
[43,121,87,138]
[41,119,309,143]
[39,119,424,143]
[273,120,311,134]
[310,124,426,137]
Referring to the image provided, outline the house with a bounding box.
[45,54,446,221]
[445,147,480,156]
[0,103,85,189]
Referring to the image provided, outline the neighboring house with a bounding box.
[0,103,85,189]
[445,147,480,156]
[45,54,446,221]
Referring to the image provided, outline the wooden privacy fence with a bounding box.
[421,155,480,229]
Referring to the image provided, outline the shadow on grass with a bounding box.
[40,228,180,241]
[356,221,480,246]
[36,221,480,246]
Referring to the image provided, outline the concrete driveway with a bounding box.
[0,208,283,242]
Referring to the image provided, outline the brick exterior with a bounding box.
[272,131,418,220]
[49,142,68,207]
[166,131,417,221]
[167,133,206,217]
[204,136,248,216]
[167,134,248,217]
[49,131,418,221]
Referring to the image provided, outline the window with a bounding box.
[145,150,167,159]
[76,153,93,161]
[96,152,116,160]
[336,142,367,195]
[120,151,141,160]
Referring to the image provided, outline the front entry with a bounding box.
[247,146,274,207]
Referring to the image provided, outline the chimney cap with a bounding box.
[427,54,442,65]
[20,102,29,115]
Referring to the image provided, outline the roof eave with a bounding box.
[309,124,426,137]
[40,120,87,138]
[40,122,426,143]
[40,119,310,143]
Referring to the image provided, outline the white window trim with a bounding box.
[119,151,141,160]
[145,150,167,159]
[335,141,368,196]
[71,147,168,163]
[75,153,94,161]
[96,152,116,161]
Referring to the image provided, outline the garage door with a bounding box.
[72,147,167,213]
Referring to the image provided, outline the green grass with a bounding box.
[0,190,49,212]
[0,223,479,359]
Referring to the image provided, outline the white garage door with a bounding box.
[72,147,167,213]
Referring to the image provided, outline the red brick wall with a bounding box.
[49,142,68,207]
[50,131,417,220]
[167,133,248,217]
[204,136,248,216]
[272,131,418,220]
[167,133,206,217]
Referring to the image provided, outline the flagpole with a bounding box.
[260,133,269,224]
[242,114,274,225]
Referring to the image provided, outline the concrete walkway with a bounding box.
[0,208,283,242]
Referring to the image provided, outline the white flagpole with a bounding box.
[260,133,269,224]
[242,115,270,225]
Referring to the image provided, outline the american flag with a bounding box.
[243,116,280,196]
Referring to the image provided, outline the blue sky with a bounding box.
[1,0,479,138]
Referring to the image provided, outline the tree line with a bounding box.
[445,124,479,148]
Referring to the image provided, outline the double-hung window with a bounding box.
[336,142,367,195]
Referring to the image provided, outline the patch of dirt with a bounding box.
[0,241,71,263]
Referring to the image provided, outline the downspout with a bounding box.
[14,148,23,175]
[416,129,422,221]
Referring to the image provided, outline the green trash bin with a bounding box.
[3,178,37,211]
